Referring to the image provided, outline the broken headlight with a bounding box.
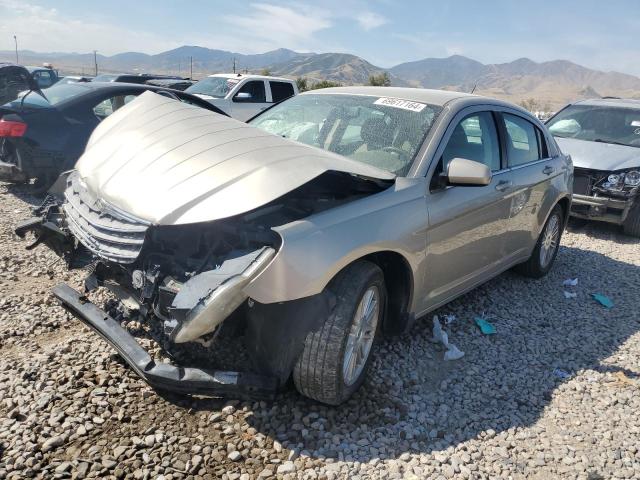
[598,169,640,195]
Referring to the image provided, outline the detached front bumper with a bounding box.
[570,193,634,224]
[53,283,278,399]
[0,159,27,183]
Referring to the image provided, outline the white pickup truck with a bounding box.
[185,73,298,121]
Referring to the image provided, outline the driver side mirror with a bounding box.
[233,92,252,103]
[446,157,492,186]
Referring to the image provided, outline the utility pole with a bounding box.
[93,50,98,76]
[13,35,18,64]
[190,56,193,80]
[233,57,236,74]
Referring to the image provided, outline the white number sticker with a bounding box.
[374,97,427,112]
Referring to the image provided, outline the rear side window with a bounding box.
[502,113,545,166]
[235,81,266,103]
[270,81,294,103]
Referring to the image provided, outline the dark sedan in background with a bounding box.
[0,81,228,193]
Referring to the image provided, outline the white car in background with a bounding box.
[185,73,298,121]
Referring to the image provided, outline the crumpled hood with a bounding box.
[556,137,640,171]
[75,91,394,225]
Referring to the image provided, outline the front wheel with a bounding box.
[515,204,564,278]
[293,261,386,405]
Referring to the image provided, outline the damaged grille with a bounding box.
[573,168,607,196]
[63,172,150,263]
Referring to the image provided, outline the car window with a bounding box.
[270,81,295,103]
[547,104,640,148]
[93,94,138,120]
[235,80,266,103]
[441,112,501,172]
[33,70,54,89]
[502,113,542,166]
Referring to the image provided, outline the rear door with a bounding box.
[498,111,561,258]
[422,108,514,310]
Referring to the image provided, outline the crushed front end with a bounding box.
[571,167,640,224]
[16,168,389,398]
[16,171,285,397]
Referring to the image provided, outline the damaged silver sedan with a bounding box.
[17,87,572,404]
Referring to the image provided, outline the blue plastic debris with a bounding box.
[592,293,614,308]
[474,317,496,335]
[553,368,570,379]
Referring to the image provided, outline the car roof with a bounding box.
[572,97,640,109]
[301,86,483,107]
[207,73,293,82]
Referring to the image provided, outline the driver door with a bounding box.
[421,110,514,310]
[231,80,269,121]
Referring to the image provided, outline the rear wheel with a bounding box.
[515,204,564,278]
[623,200,640,237]
[293,261,385,405]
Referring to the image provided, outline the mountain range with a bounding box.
[2,46,639,109]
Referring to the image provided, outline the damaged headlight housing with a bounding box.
[599,169,640,194]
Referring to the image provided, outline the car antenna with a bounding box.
[470,83,478,94]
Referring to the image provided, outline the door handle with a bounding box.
[495,180,513,192]
[543,165,555,175]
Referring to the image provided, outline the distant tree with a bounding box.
[260,68,272,76]
[309,80,342,90]
[368,72,391,87]
[519,98,538,111]
[296,77,309,92]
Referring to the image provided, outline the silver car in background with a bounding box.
[547,98,640,236]
[18,87,572,405]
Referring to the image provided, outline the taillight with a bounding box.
[0,119,27,137]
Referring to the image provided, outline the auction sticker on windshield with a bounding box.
[374,97,426,112]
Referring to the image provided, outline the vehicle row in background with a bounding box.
[547,98,640,236]
[0,81,228,193]
[186,73,298,121]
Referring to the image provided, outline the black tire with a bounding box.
[516,204,565,278]
[623,200,640,237]
[293,260,386,405]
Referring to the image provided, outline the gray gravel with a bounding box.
[1,181,639,480]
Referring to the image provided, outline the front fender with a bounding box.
[244,177,428,304]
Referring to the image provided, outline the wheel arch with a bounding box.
[337,250,415,336]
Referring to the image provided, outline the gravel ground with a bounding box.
[1,181,639,480]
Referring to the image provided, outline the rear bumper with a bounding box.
[570,193,634,224]
[0,159,27,182]
[52,283,278,399]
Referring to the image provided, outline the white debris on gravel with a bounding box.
[1,181,640,480]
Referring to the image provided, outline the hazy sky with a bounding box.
[1,0,639,74]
